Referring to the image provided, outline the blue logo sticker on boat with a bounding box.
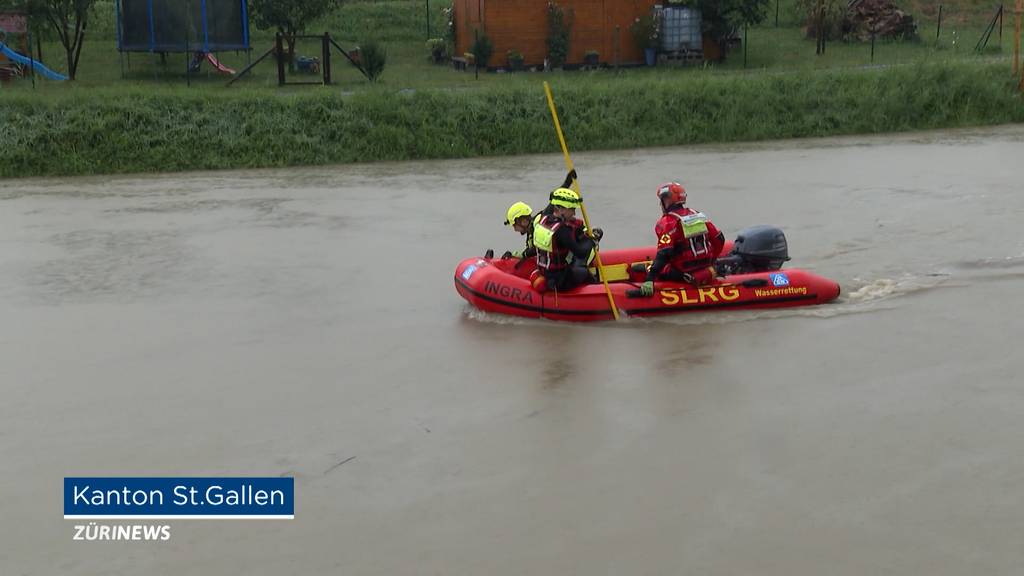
[462,265,478,280]
[770,273,790,287]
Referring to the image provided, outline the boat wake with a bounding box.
[946,253,1024,284]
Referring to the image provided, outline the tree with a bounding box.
[546,1,572,68]
[0,0,93,79]
[249,0,338,66]
[0,0,82,76]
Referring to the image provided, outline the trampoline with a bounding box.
[116,0,249,53]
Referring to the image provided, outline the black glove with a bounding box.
[501,250,514,260]
[484,249,494,259]
[591,227,603,242]
[561,168,578,189]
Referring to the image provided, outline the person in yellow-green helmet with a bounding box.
[532,187,604,292]
[502,201,537,260]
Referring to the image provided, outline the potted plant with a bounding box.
[630,12,660,66]
[583,50,600,67]
[426,38,447,63]
[506,49,524,70]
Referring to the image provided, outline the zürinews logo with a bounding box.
[64,477,294,520]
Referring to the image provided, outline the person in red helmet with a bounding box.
[631,181,725,297]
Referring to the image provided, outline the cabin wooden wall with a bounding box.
[454,0,657,67]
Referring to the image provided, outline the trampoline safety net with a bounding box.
[118,0,249,52]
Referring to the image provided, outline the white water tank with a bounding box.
[660,7,702,52]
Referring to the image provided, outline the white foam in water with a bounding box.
[464,306,539,326]
[845,278,900,302]
[464,305,652,329]
[846,273,952,302]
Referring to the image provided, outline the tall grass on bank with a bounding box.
[2,62,1022,178]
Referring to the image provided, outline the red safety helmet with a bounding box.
[657,182,686,206]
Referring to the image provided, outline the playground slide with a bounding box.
[0,42,68,81]
[205,53,235,75]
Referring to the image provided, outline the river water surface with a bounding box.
[2,126,1023,575]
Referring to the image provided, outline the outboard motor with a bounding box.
[716,225,791,276]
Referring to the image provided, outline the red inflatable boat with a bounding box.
[454,226,840,322]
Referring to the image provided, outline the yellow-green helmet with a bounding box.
[504,201,533,226]
[549,187,581,209]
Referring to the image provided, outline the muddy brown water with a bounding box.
[2,126,1023,574]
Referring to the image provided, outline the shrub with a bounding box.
[547,1,572,68]
[441,6,456,44]
[360,39,387,82]
[507,49,524,69]
[471,32,494,68]
[426,38,447,63]
[630,13,660,51]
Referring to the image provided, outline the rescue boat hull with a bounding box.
[454,246,840,322]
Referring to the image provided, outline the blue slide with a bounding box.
[0,41,68,81]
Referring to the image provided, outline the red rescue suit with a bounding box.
[648,204,725,285]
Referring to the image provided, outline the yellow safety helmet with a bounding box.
[504,201,533,226]
[549,187,581,209]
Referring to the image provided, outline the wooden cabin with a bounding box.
[453,0,659,68]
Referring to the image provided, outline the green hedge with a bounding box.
[2,62,1022,178]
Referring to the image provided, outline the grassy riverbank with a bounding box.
[3,61,1021,178]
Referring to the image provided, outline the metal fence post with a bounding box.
[1015,0,1022,76]
[276,32,285,86]
[323,33,331,85]
[27,30,35,88]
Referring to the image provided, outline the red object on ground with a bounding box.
[454,244,840,322]
[205,53,235,75]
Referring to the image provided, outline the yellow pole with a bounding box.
[542,81,620,321]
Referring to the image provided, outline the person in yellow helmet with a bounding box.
[534,169,602,265]
[532,187,603,292]
[502,201,538,260]
[489,169,597,262]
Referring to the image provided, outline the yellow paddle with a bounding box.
[543,81,620,321]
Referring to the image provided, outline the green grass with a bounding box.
[3,62,1022,178]
[1,0,1021,178]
